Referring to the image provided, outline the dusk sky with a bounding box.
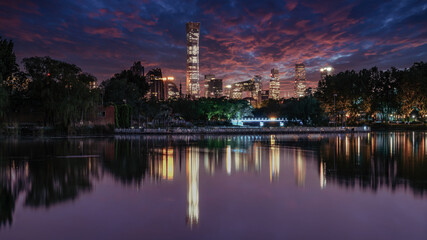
[1,0,426,94]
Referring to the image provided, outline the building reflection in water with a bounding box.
[186,147,199,228]
[320,159,326,189]
[226,145,231,175]
[269,135,280,182]
[150,148,174,181]
[1,133,426,230]
[294,149,306,187]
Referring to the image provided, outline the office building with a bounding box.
[269,68,280,100]
[294,63,306,98]
[320,66,333,81]
[186,22,200,98]
[230,75,262,100]
[204,74,223,98]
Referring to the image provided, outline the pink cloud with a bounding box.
[84,27,123,38]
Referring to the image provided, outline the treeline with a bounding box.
[316,63,427,124]
[0,36,101,129]
[0,36,254,129]
[254,96,326,125]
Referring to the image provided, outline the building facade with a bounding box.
[230,75,262,101]
[294,63,306,98]
[320,66,333,81]
[186,22,200,98]
[204,74,223,98]
[269,68,280,100]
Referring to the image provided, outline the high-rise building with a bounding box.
[230,75,262,101]
[320,66,333,81]
[164,77,180,100]
[224,84,232,98]
[130,61,144,77]
[269,68,280,100]
[294,63,306,98]
[204,74,223,98]
[146,68,164,100]
[186,22,200,98]
[204,74,215,98]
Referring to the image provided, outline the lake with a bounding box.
[0,132,426,239]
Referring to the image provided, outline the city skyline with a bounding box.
[1,0,426,94]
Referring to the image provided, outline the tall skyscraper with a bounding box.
[294,63,306,98]
[269,68,280,100]
[320,66,333,81]
[186,22,200,98]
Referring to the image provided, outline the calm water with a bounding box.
[0,132,426,240]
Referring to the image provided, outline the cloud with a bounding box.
[1,0,426,93]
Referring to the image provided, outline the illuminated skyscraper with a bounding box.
[186,22,200,98]
[230,75,262,100]
[294,63,306,98]
[269,68,280,100]
[204,75,223,98]
[320,66,333,81]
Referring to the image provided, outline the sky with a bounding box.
[1,0,427,95]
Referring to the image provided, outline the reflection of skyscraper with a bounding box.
[186,147,199,227]
[269,68,280,100]
[320,159,326,189]
[186,22,200,98]
[294,149,306,187]
[294,63,306,98]
[269,135,280,182]
[226,145,232,175]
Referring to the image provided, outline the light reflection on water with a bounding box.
[0,132,426,239]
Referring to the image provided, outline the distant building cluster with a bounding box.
[141,22,334,102]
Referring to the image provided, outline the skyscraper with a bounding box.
[204,74,223,98]
[320,66,333,81]
[204,74,215,98]
[186,22,200,98]
[294,63,306,98]
[269,68,280,100]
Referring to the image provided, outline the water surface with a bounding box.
[0,132,426,239]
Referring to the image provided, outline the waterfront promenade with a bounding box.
[115,126,370,135]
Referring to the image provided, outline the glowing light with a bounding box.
[186,147,199,227]
[270,117,277,121]
[226,84,232,89]
[167,76,174,80]
[269,144,280,182]
[226,145,231,175]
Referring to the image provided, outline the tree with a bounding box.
[0,36,19,117]
[101,62,149,124]
[398,62,427,119]
[23,56,99,128]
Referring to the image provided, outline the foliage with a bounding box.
[0,36,19,117]
[21,56,100,128]
[116,104,131,128]
[316,62,427,123]
[254,97,326,125]
[101,62,149,114]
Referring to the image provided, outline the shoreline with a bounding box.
[115,126,370,135]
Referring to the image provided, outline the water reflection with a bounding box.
[186,147,199,227]
[0,132,426,230]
